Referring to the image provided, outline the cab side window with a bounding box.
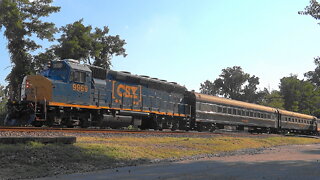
[71,71,86,83]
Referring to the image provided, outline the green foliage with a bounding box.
[0,85,7,114]
[200,66,266,103]
[27,141,45,148]
[279,75,320,115]
[53,19,127,69]
[199,80,216,95]
[279,75,301,111]
[0,0,60,99]
[304,57,320,86]
[298,1,320,117]
[33,48,56,72]
[54,19,93,62]
[260,90,284,109]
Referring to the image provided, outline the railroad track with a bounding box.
[0,126,280,137]
[0,126,195,134]
[0,126,212,135]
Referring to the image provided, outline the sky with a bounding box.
[1,0,320,92]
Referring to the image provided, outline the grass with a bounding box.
[0,135,320,179]
[76,136,320,160]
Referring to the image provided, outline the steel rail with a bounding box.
[0,126,279,137]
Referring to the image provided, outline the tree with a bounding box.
[199,80,216,95]
[299,80,320,115]
[279,75,301,112]
[299,1,320,87]
[304,57,320,87]
[0,0,60,99]
[53,19,127,69]
[0,84,7,113]
[200,66,248,99]
[260,90,284,109]
[279,75,320,115]
[299,0,320,20]
[200,66,264,103]
[242,76,266,103]
[33,49,56,72]
[296,1,320,116]
[302,58,320,116]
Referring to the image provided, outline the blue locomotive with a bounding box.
[5,59,320,134]
[6,59,191,129]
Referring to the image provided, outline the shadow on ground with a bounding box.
[39,159,320,180]
[302,148,320,155]
[0,143,149,180]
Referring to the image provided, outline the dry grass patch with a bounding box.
[76,136,320,160]
[1,135,320,179]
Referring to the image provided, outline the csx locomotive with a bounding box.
[5,59,320,134]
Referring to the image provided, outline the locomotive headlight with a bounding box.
[26,80,30,88]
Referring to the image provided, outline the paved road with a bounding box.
[38,144,320,180]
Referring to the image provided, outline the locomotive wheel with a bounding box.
[80,118,90,128]
[170,118,179,131]
[33,121,44,127]
[197,123,203,132]
[209,123,216,132]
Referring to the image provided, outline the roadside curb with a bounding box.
[0,136,76,144]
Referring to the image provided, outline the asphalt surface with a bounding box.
[37,144,320,180]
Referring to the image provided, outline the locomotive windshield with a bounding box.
[42,61,69,82]
[52,62,64,69]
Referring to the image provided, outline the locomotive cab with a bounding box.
[21,59,92,106]
[46,59,92,105]
[6,59,93,126]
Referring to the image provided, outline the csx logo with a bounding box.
[112,82,141,104]
[117,84,139,98]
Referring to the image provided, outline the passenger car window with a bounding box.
[223,108,227,113]
[237,109,242,115]
[211,105,217,112]
[206,104,211,112]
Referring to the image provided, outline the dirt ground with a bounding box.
[36,144,320,180]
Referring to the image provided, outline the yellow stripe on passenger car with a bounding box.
[48,102,187,117]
